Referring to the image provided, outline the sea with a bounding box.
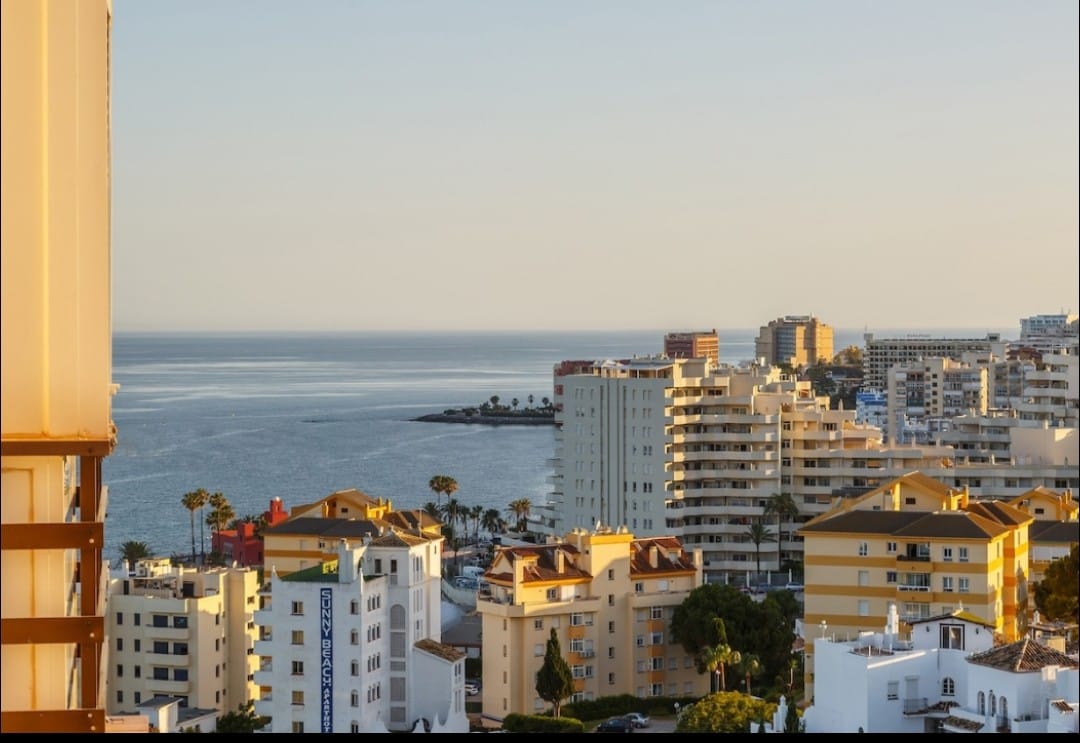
[103,327,1012,561]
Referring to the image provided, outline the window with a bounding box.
[153,641,168,654]
[887,681,899,700]
[941,677,955,696]
[534,644,544,657]
[534,619,543,630]
[608,594,614,607]
[134,639,140,652]
[116,664,123,678]
[607,569,614,580]
[134,692,141,705]
[134,666,141,678]
[608,672,615,685]
[958,547,969,563]
[116,612,123,625]
[351,600,360,615]
[291,601,304,616]
[571,613,585,626]
[942,577,954,593]
[858,542,868,556]
[351,660,360,676]
[940,625,964,650]
[608,647,615,659]
[292,722,305,734]
[608,621,615,634]
[351,691,360,707]
[650,606,663,620]
[886,541,897,554]
[958,577,970,593]
[858,570,869,587]
[116,690,123,704]
[153,667,169,680]
[291,690,304,706]
[291,661,304,676]
[351,722,360,734]
[291,630,304,645]
[978,691,986,715]
[546,588,558,601]
[634,582,644,594]
[858,600,869,616]
[886,571,897,584]
[942,547,953,562]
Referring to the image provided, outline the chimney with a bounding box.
[556,548,565,574]
[649,545,659,569]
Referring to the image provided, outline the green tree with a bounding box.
[671,583,799,696]
[527,394,535,408]
[511,397,519,410]
[541,396,550,410]
[423,501,441,521]
[468,504,484,545]
[763,492,799,569]
[1034,544,1079,622]
[744,518,776,582]
[785,698,801,733]
[535,628,574,718]
[675,691,776,734]
[440,498,465,568]
[428,474,459,506]
[120,540,152,565]
[182,489,208,563]
[214,700,269,733]
[489,395,500,409]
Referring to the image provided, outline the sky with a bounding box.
[111,0,1079,333]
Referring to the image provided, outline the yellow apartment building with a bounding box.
[1008,486,1079,584]
[262,488,442,575]
[798,472,1033,702]
[1,0,116,733]
[754,315,834,369]
[477,528,708,720]
[106,559,261,718]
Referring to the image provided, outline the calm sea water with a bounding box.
[103,327,1010,560]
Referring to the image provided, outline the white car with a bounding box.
[464,682,480,696]
[623,712,650,728]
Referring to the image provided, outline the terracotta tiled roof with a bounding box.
[264,516,438,543]
[943,715,984,732]
[629,537,697,576]
[414,638,466,663]
[893,511,1010,539]
[798,510,926,535]
[1051,699,1074,712]
[328,487,379,506]
[484,544,591,584]
[966,637,1080,672]
[927,700,960,712]
[370,530,429,547]
[382,509,442,531]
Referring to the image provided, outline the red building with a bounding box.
[213,497,289,567]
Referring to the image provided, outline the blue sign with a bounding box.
[320,587,333,733]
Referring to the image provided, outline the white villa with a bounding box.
[804,604,1079,734]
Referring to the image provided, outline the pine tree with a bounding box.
[535,627,574,718]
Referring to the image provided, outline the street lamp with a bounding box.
[819,620,828,639]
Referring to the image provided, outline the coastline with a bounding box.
[411,412,556,426]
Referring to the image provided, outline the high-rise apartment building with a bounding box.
[106,560,261,717]
[1,0,115,733]
[254,538,462,733]
[1018,313,1079,356]
[663,329,720,365]
[548,356,1077,585]
[755,315,834,369]
[477,528,707,720]
[797,472,1033,701]
[861,333,1005,392]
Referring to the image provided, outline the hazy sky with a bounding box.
[112,1,1079,333]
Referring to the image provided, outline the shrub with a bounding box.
[500,713,585,734]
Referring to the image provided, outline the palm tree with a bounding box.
[206,492,236,551]
[763,492,800,569]
[527,394,534,408]
[468,504,484,545]
[507,498,532,533]
[120,540,152,565]
[423,501,442,521]
[489,395,500,409]
[440,498,465,565]
[744,518,776,584]
[428,475,459,506]
[541,396,550,410]
[511,397,519,410]
[741,653,761,696]
[700,619,740,692]
[181,489,207,563]
[481,508,505,537]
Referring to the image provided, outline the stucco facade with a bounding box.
[477,528,707,720]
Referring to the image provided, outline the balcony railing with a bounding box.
[903,697,929,715]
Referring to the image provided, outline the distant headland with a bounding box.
[411,395,556,426]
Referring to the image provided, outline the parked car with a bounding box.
[623,712,650,728]
[785,582,804,592]
[464,681,480,696]
[595,717,634,733]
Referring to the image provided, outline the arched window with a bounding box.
[978,691,986,715]
[350,599,359,615]
[941,677,955,696]
[989,693,997,718]
[999,697,1007,725]
[350,629,359,645]
[390,604,407,630]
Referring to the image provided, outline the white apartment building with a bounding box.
[804,607,1079,734]
[1018,313,1079,356]
[550,357,1079,584]
[885,358,988,445]
[254,536,465,733]
[106,559,260,717]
